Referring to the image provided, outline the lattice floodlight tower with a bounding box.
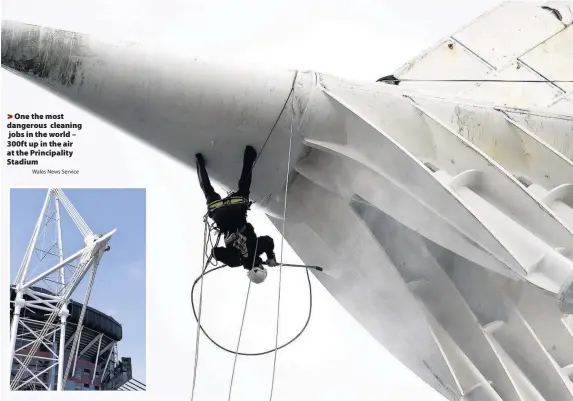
[9,188,116,391]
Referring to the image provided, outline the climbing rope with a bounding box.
[269,79,297,401]
[190,263,312,355]
[189,225,313,401]
[378,78,573,84]
[189,231,314,401]
[227,239,258,401]
[227,280,251,400]
[246,70,299,180]
[190,70,303,401]
[190,218,214,401]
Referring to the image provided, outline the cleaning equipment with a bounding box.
[264,261,323,271]
[189,216,319,401]
[190,217,319,356]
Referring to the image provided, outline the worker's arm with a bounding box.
[242,223,276,265]
[212,247,242,267]
[257,236,276,265]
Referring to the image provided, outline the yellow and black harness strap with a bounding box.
[208,196,251,212]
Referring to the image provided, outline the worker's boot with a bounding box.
[244,145,257,163]
[236,146,257,197]
[195,153,206,167]
[195,153,216,199]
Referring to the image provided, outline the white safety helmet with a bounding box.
[247,266,267,284]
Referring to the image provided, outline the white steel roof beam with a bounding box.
[428,245,573,399]
[408,98,573,243]
[503,111,573,161]
[350,200,523,400]
[14,189,52,285]
[79,333,103,356]
[501,277,573,369]
[52,189,93,238]
[486,299,573,397]
[486,337,546,401]
[295,148,515,278]
[422,309,503,401]
[406,96,573,205]
[390,3,572,106]
[520,24,573,95]
[265,175,461,401]
[303,86,524,276]
[311,80,573,307]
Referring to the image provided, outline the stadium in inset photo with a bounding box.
[9,188,146,391]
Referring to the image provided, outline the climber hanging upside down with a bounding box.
[195,145,277,284]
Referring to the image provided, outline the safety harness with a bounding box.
[207,196,252,260]
[207,196,253,214]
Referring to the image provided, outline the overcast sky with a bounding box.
[2,0,506,399]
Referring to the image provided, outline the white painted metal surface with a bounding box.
[3,2,573,399]
[393,1,573,107]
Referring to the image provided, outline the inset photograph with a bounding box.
[9,188,146,391]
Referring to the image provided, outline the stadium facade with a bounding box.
[10,285,134,391]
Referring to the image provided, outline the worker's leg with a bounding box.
[196,153,221,204]
[234,145,257,198]
[212,246,242,267]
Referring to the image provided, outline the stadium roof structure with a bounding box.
[8,189,120,391]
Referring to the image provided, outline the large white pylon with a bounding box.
[9,188,116,391]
